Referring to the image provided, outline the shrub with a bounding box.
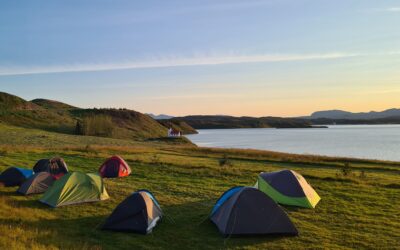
[341,162,353,176]
[359,170,367,179]
[76,115,114,137]
[219,155,233,167]
[75,120,83,135]
[336,162,354,178]
[0,149,8,156]
[151,154,160,164]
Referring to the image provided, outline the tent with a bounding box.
[33,157,68,178]
[40,172,109,207]
[255,170,320,208]
[0,167,33,187]
[99,156,131,178]
[102,190,162,234]
[17,172,55,195]
[210,186,298,236]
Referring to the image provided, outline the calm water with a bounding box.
[186,125,400,162]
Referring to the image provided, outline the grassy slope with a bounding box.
[0,92,38,110]
[0,124,399,249]
[70,109,168,140]
[0,92,171,140]
[31,98,77,110]
[0,92,76,133]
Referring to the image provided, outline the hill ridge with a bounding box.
[0,91,196,140]
[31,98,77,110]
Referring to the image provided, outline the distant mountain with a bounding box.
[172,115,314,129]
[309,109,400,120]
[147,113,174,120]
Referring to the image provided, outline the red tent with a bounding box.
[99,156,131,178]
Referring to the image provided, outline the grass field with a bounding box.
[0,123,399,249]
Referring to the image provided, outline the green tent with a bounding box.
[255,170,320,208]
[40,172,109,207]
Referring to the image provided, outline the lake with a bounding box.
[186,125,400,162]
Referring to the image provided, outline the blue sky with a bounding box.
[0,0,399,116]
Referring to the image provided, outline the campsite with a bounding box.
[1,1,400,249]
[0,123,399,249]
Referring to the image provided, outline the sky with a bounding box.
[0,0,399,117]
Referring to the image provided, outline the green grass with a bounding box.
[0,124,399,249]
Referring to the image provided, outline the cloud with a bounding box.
[385,7,400,12]
[144,93,243,100]
[364,7,400,12]
[0,52,357,76]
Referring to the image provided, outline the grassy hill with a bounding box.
[0,124,399,249]
[0,92,76,133]
[71,108,168,140]
[31,98,77,110]
[0,92,38,110]
[0,92,185,141]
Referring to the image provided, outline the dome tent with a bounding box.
[33,157,68,178]
[40,172,109,207]
[0,167,33,187]
[255,170,320,208]
[210,186,298,237]
[17,172,55,195]
[102,190,162,234]
[99,156,131,178]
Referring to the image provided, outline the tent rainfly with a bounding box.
[102,190,162,234]
[210,186,298,237]
[99,156,131,178]
[0,167,33,187]
[40,172,109,207]
[255,170,321,208]
[18,172,56,195]
[33,157,68,179]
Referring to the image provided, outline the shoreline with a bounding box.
[186,125,400,163]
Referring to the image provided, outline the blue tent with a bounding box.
[211,186,243,216]
[210,186,298,236]
[0,167,33,187]
[17,168,34,178]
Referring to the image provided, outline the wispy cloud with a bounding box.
[0,52,356,76]
[144,93,243,100]
[364,7,400,13]
[384,7,400,12]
